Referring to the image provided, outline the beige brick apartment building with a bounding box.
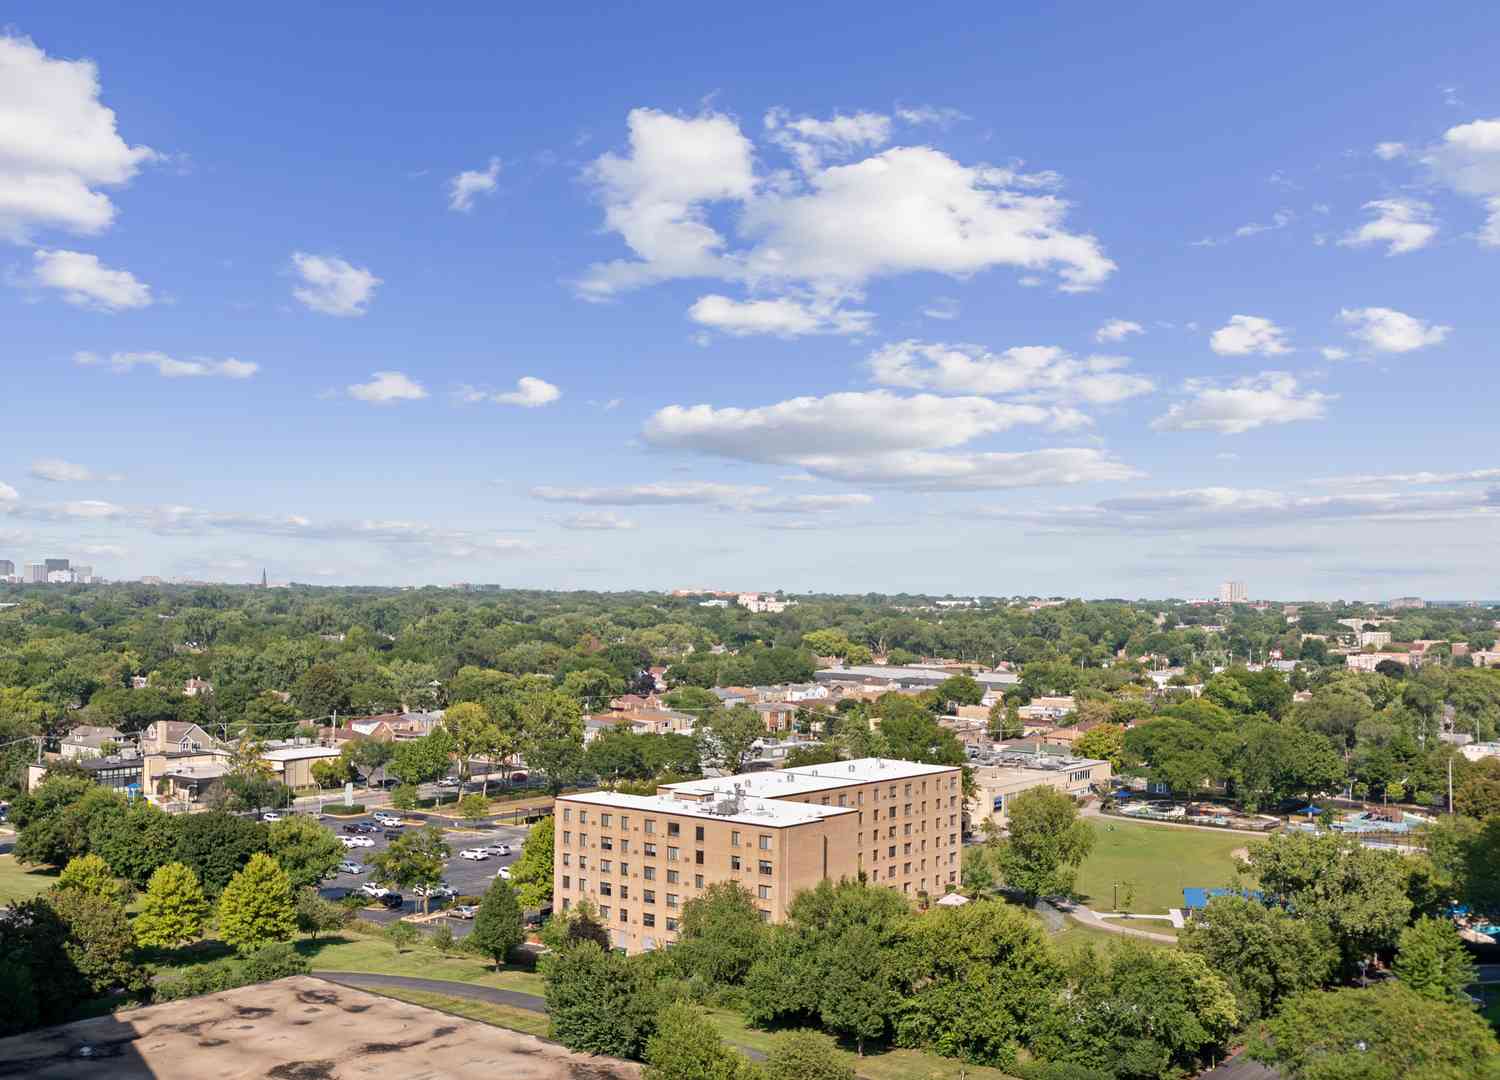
[553,758,963,952]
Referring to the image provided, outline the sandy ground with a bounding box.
[0,975,640,1080]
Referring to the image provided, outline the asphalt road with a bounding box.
[312,811,530,937]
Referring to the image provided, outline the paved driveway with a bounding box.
[314,812,529,936]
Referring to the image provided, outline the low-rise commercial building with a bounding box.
[554,757,963,953]
[967,753,1112,832]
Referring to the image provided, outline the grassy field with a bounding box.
[351,985,551,1037]
[1073,819,1245,914]
[300,933,546,995]
[702,1009,1019,1080]
[0,854,57,903]
[1050,916,1172,956]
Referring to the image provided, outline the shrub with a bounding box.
[217,853,297,954]
[55,853,133,906]
[763,1030,853,1080]
[323,804,366,816]
[429,924,456,953]
[240,942,310,983]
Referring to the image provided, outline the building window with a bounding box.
[695,849,704,865]
[838,794,847,807]
[601,837,613,851]
[694,874,704,888]
[667,869,679,884]
[644,819,656,835]
[579,856,588,870]
[563,808,571,823]
[599,905,610,919]
[667,822,680,837]
[904,784,912,797]
[644,866,656,881]
[666,918,678,932]
[580,833,589,847]
[643,912,655,927]
[620,862,630,876]
[644,889,656,903]
[695,826,705,842]
[562,898,571,911]
[619,908,628,923]
[562,875,570,889]
[667,846,679,862]
[731,831,741,847]
[563,831,571,845]
[579,811,588,825]
[758,909,771,922]
[730,855,742,871]
[600,882,612,896]
[758,885,771,900]
[601,813,612,827]
[888,845,896,858]
[562,853,571,867]
[758,860,773,876]
[666,894,678,908]
[579,878,588,892]
[758,834,771,851]
[600,859,612,872]
[644,843,657,856]
[620,815,630,830]
[620,885,629,900]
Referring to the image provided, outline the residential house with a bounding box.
[139,721,216,754]
[967,753,1112,832]
[58,725,125,759]
[182,677,214,697]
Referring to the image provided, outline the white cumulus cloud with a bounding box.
[559,511,637,531]
[688,293,873,337]
[1209,315,1291,357]
[291,252,381,316]
[447,156,501,212]
[0,34,155,241]
[1339,198,1437,255]
[868,340,1153,404]
[347,371,428,404]
[75,350,258,379]
[1425,117,1500,246]
[1151,372,1330,434]
[29,458,93,483]
[764,108,891,172]
[490,376,561,408]
[31,249,151,311]
[531,482,770,506]
[1095,319,1144,343]
[1373,142,1407,160]
[1338,306,1450,353]
[578,107,1114,304]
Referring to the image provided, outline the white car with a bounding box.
[261,812,282,822]
[413,883,456,900]
[338,861,366,875]
[360,881,391,898]
[495,866,512,880]
[437,777,461,788]
[341,835,374,848]
[482,843,511,856]
[372,813,402,826]
[458,848,489,861]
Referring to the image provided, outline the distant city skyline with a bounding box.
[3,6,1499,595]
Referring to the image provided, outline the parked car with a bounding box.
[355,822,379,834]
[495,865,512,880]
[482,843,511,856]
[261,812,282,822]
[342,835,374,848]
[437,776,461,788]
[338,861,366,875]
[342,823,364,834]
[372,813,402,827]
[458,848,489,861]
[378,892,404,909]
[413,883,456,900]
[359,881,390,898]
[382,829,403,840]
[450,904,478,920]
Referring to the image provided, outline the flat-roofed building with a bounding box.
[554,757,963,953]
[967,753,1111,832]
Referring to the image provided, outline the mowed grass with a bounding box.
[1050,916,1172,956]
[299,933,546,996]
[0,854,57,902]
[701,1010,1019,1080]
[349,985,551,1038]
[1073,820,1246,914]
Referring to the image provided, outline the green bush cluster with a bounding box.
[152,943,309,1002]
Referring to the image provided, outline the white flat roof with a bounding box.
[260,746,344,762]
[664,757,960,800]
[557,790,856,828]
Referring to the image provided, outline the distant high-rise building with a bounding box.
[71,565,94,583]
[0,559,13,576]
[1388,596,1425,610]
[44,558,70,574]
[1219,581,1247,603]
[25,563,46,583]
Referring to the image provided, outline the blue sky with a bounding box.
[3,4,1499,597]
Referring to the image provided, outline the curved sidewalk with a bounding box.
[315,971,546,1011]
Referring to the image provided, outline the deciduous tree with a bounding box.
[509,815,555,911]
[994,786,1094,904]
[266,815,345,890]
[133,862,209,949]
[217,852,297,953]
[471,878,524,970]
[1391,915,1478,1003]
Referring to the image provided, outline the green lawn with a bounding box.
[1073,820,1246,914]
[701,1010,1018,1080]
[300,933,545,995]
[0,854,57,903]
[1050,916,1172,956]
[349,985,551,1038]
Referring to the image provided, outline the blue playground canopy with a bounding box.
[1182,886,1264,910]
[1295,804,1321,815]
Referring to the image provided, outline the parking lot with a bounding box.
[313,810,531,936]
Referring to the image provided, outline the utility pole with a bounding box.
[1447,755,1454,815]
